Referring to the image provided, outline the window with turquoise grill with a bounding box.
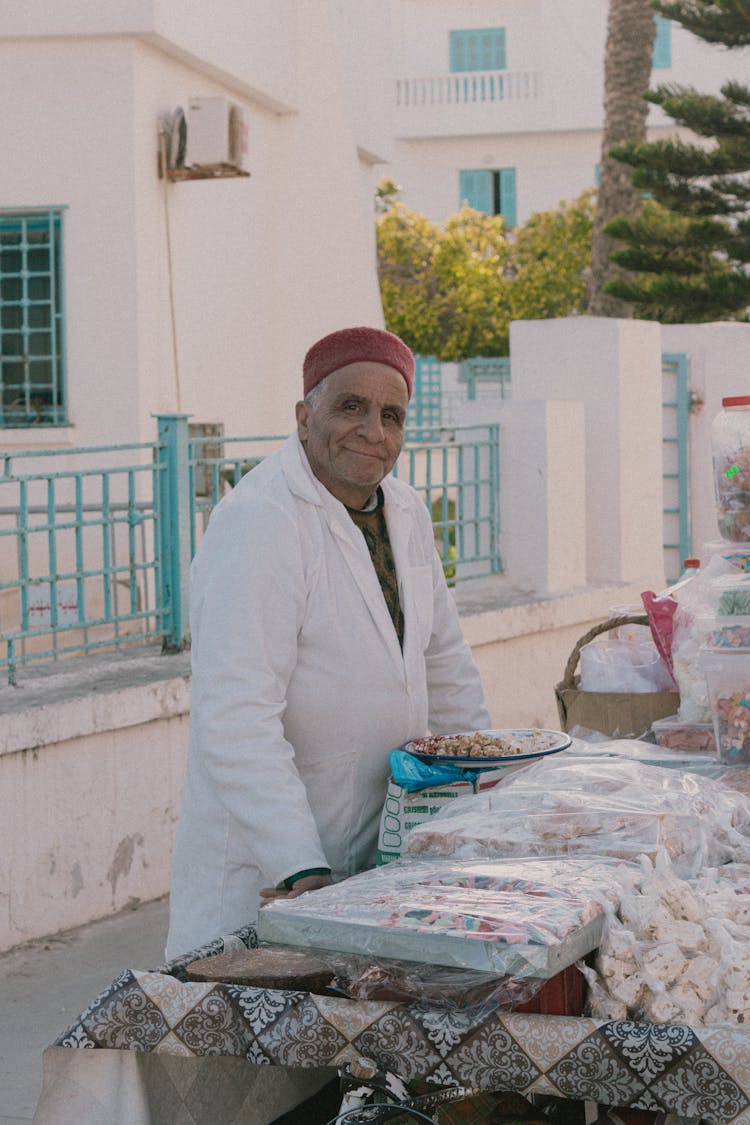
[0,208,67,426]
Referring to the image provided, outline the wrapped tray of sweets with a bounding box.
[257,856,621,979]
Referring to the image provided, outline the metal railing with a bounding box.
[396,68,541,107]
[1,417,502,683]
[0,439,166,684]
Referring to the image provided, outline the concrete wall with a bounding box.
[1,650,190,952]
[510,317,666,589]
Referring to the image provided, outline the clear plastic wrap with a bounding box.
[579,634,674,692]
[581,851,750,1026]
[256,855,633,1009]
[403,755,750,876]
[670,553,740,721]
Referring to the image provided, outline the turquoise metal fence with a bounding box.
[1,417,502,682]
[395,423,502,582]
[0,438,166,684]
[662,353,692,583]
[458,356,511,400]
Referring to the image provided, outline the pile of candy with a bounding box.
[714,689,750,763]
[714,446,750,542]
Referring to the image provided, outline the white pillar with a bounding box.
[455,396,587,595]
[510,316,665,587]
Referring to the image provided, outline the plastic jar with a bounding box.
[700,645,750,763]
[712,396,750,541]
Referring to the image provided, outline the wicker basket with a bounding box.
[554,614,678,739]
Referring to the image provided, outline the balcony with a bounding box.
[394,68,546,140]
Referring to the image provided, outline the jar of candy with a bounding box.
[712,396,750,541]
[701,645,750,763]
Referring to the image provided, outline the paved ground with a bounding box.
[0,896,170,1124]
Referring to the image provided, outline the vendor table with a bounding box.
[31,925,750,1125]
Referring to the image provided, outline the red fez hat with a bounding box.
[303,326,415,400]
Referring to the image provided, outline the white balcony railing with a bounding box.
[396,69,542,108]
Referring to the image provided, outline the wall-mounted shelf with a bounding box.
[162,163,250,182]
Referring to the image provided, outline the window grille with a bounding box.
[407,357,443,438]
[0,207,67,427]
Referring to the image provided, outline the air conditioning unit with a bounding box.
[186,96,248,170]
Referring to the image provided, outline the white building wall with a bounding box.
[0,0,299,112]
[0,0,391,453]
[0,38,142,446]
[510,317,665,589]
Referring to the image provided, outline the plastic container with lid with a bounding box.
[650,714,716,753]
[712,396,750,542]
[703,539,750,573]
[700,645,750,763]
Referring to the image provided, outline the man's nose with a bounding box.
[359,411,385,441]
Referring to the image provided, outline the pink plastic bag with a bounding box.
[641,590,678,685]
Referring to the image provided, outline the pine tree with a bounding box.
[604,0,750,321]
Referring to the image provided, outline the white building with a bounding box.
[387,0,740,225]
[0,0,742,450]
[0,0,395,449]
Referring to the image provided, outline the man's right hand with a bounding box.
[259,872,334,907]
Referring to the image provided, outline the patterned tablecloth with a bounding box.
[45,925,750,1125]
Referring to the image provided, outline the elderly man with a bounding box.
[166,326,490,959]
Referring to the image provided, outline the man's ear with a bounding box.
[295,400,310,441]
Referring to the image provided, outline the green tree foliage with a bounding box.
[509,193,596,322]
[376,190,595,361]
[653,0,750,47]
[605,0,750,321]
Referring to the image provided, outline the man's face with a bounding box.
[296,361,409,509]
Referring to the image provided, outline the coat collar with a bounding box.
[281,434,411,673]
[280,432,410,514]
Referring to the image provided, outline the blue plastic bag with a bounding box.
[388,749,480,793]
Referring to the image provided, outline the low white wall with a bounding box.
[1,650,190,954]
[0,578,651,953]
[510,317,666,589]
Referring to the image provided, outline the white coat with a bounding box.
[166,434,489,959]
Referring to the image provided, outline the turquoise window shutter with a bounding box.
[450,30,465,72]
[653,15,671,68]
[500,168,517,226]
[450,29,506,72]
[482,29,506,69]
[459,170,492,213]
